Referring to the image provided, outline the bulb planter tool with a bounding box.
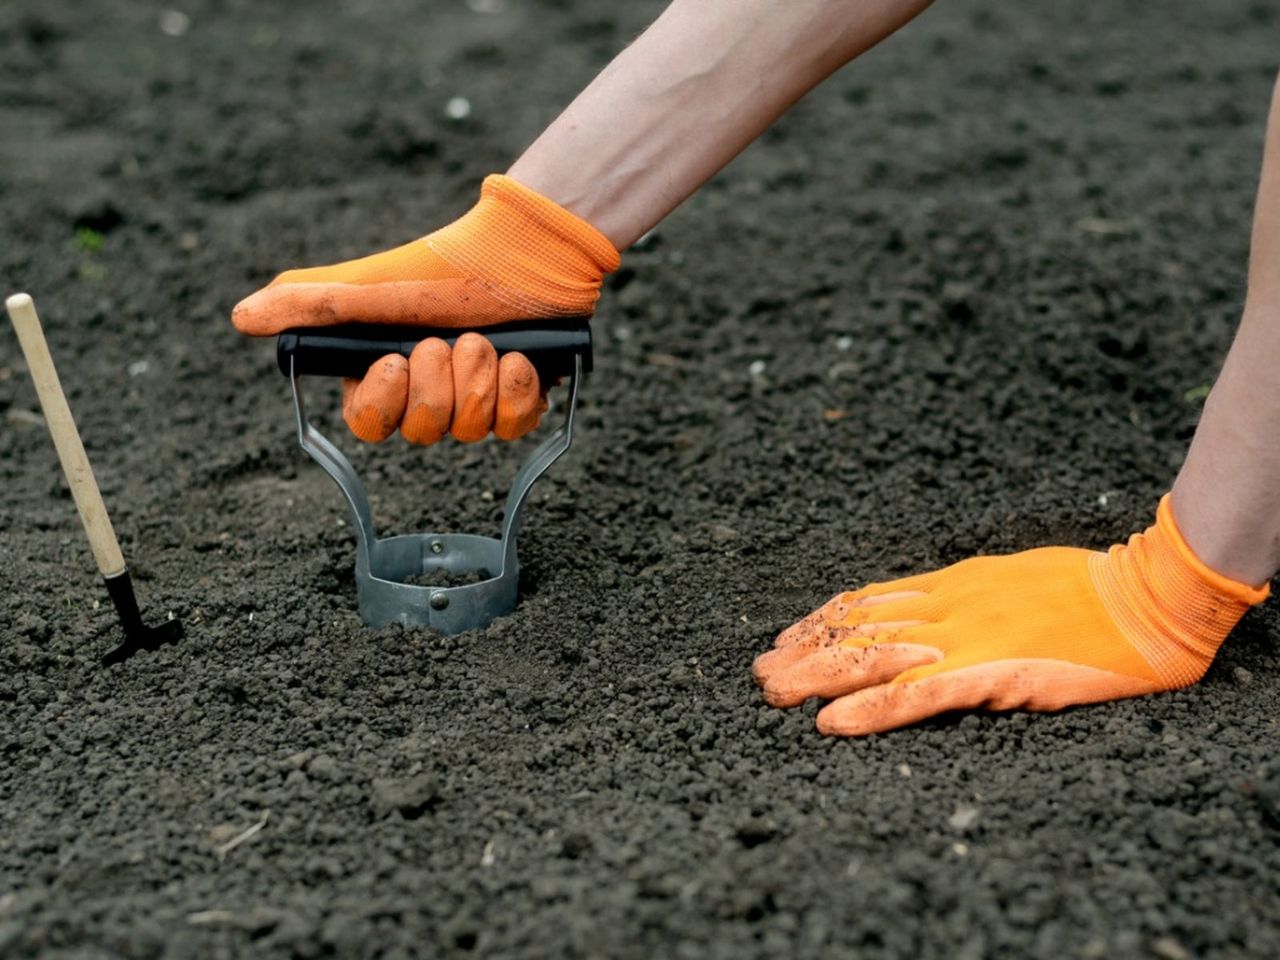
[5,293,184,665]
[276,318,592,633]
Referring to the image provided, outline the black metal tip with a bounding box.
[100,570,184,665]
[101,620,184,665]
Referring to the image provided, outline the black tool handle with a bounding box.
[277,317,592,382]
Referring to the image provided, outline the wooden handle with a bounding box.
[6,293,126,577]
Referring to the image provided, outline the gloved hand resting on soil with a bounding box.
[753,496,1270,736]
[231,175,619,444]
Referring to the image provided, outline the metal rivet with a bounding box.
[430,541,444,554]
[430,593,449,610]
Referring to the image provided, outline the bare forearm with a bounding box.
[509,0,936,248]
[1172,75,1280,586]
[1173,305,1280,585]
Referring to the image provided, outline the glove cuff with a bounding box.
[1092,494,1270,687]
[1155,494,1271,605]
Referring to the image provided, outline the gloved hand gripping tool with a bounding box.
[276,319,590,634]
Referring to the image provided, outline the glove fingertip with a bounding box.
[342,355,408,443]
[230,290,277,336]
[450,394,494,443]
[401,405,449,446]
[345,404,396,443]
[815,689,901,737]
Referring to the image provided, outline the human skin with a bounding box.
[509,0,938,249]
[1170,73,1280,588]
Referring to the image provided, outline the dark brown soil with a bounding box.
[402,569,494,589]
[2,1,1279,957]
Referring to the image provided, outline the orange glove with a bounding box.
[231,174,619,444]
[753,496,1270,736]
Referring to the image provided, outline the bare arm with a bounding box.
[1172,73,1280,586]
[509,0,938,249]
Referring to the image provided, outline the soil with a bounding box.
[2,1,1279,957]
[402,570,494,590]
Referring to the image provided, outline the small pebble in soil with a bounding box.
[710,524,738,544]
[158,10,190,36]
[1151,937,1192,960]
[6,409,43,426]
[949,805,980,831]
[371,774,442,819]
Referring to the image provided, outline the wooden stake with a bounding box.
[6,293,127,578]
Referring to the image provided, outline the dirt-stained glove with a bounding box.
[753,496,1270,736]
[231,174,619,444]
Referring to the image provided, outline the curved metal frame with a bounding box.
[289,355,581,633]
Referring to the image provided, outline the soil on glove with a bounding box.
[2,1,1279,957]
